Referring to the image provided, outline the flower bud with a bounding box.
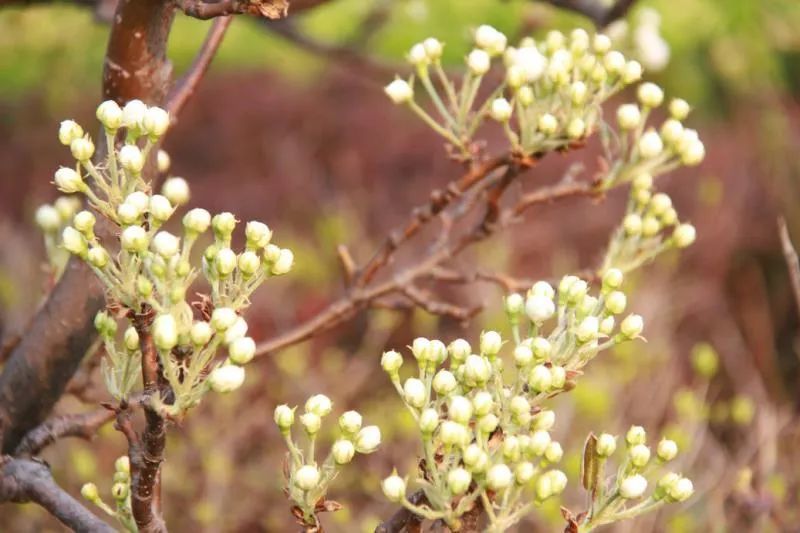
[118,145,144,173]
[382,471,406,502]
[531,409,556,431]
[419,408,439,433]
[190,321,213,346]
[666,477,694,502]
[120,225,148,253]
[629,443,651,467]
[381,350,403,375]
[657,439,678,462]
[620,314,644,339]
[122,99,147,129]
[157,149,171,173]
[115,456,130,474]
[441,420,470,446]
[576,316,599,343]
[544,441,563,463]
[111,482,128,501]
[152,231,180,258]
[604,291,627,315]
[407,43,428,66]
[593,34,612,53]
[300,412,321,435]
[538,113,558,135]
[35,204,61,232]
[305,394,333,417]
[332,439,355,465]
[681,139,705,165]
[59,120,84,146]
[448,395,473,424]
[123,326,139,351]
[211,307,238,331]
[384,79,413,104]
[432,370,457,396]
[603,50,626,74]
[623,213,643,236]
[423,37,443,60]
[513,344,533,367]
[638,82,664,108]
[54,167,84,193]
[638,130,664,158]
[672,223,696,248]
[271,248,294,275]
[403,378,427,408]
[464,354,491,385]
[229,337,255,365]
[480,330,502,357]
[245,221,272,248]
[567,118,586,140]
[467,49,491,75]
[447,467,472,495]
[463,444,489,472]
[62,227,88,256]
[669,98,691,120]
[603,268,624,290]
[143,106,169,138]
[490,98,512,122]
[626,425,647,446]
[354,425,381,453]
[529,364,553,393]
[570,81,588,105]
[149,195,173,222]
[617,104,641,130]
[471,391,493,416]
[528,430,551,456]
[80,482,99,502]
[517,85,534,106]
[294,464,320,491]
[531,337,551,360]
[475,24,506,54]
[619,474,648,499]
[487,463,513,491]
[447,339,471,363]
[153,314,178,351]
[621,60,642,84]
[182,208,211,235]
[595,433,617,458]
[212,247,235,277]
[208,364,245,393]
[274,404,295,430]
[162,177,190,206]
[510,395,530,419]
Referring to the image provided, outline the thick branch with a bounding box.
[538,0,638,27]
[778,217,800,329]
[375,489,427,533]
[14,409,116,457]
[0,457,115,533]
[175,0,287,20]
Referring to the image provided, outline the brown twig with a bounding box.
[0,457,116,533]
[175,0,288,19]
[14,409,116,457]
[167,16,233,121]
[778,217,800,330]
[537,0,639,27]
[374,489,427,533]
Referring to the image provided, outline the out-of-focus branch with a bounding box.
[175,0,288,20]
[778,217,800,330]
[537,0,639,27]
[0,457,115,533]
[374,489,427,533]
[14,409,116,457]
[167,16,233,121]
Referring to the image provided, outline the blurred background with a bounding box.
[2,0,800,531]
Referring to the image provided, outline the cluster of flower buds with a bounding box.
[578,426,693,529]
[274,395,381,527]
[380,333,570,531]
[80,456,136,532]
[54,100,294,414]
[34,195,82,279]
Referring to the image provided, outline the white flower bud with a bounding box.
[528,430,551,456]
[223,317,248,345]
[472,391,494,416]
[603,268,624,289]
[157,149,171,173]
[447,467,472,495]
[274,404,295,430]
[638,130,664,158]
[183,208,211,234]
[576,316,599,343]
[58,120,84,146]
[211,307,238,331]
[294,464,320,491]
[35,204,61,232]
[629,443,651,467]
[237,251,261,277]
[467,49,491,75]
[657,439,678,462]
[96,100,123,130]
[680,139,705,166]
[660,119,684,145]
[504,293,524,316]
[245,221,272,248]
[604,291,627,315]
[545,29,565,51]
[620,314,644,339]
[71,211,94,236]
[513,344,533,367]
[623,213,643,236]
[153,314,178,351]
[354,425,381,453]
[600,316,615,335]
[475,24,506,54]
[448,395,473,424]
[382,471,406,502]
[407,43,428,66]
[543,441,563,463]
[71,137,95,162]
[432,370,457,396]
[403,378,427,408]
[619,474,648,499]
[487,463,513,491]
[122,99,147,129]
[190,321,213,346]
[419,408,439,433]
[567,118,586,140]
[529,364,553,392]
[617,104,641,130]
[149,195,173,222]
[411,337,431,362]
[118,145,144,173]
[626,425,647,446]
[514,462,535,485]
[506,65,524,88]
[593,34,612,53]
[229,337,256,365]
[87,246,109,268]
[384,79,413,104]
[666,477,694,502]
[490,97,512,122]
[441,420,469,446]
[305,394,333,417]
[622,60,643,84]
[300,412,321,434]
[480,330,502,356]
[152,231,180,258]
[596,433,617,457]
[332,439,355,465]
[271,248,294,275]
[502,435,521,462]
[463,444,489,472]
[447,339,471,362]
[423,37,443,60]
[603,51,626,74]
[550,366,566,389]
[515,46,547,84]
[524,294,556,325]
[464,354,491,385]
[510,395,530,419]
[162,177,190,206]
[53,169,85,199]
[143,106,169,138]
[538,113,558,135]
[669,98,691,120]
[121,327,139,351]
[633,173,653,190]
[381,350,403,374]
[638,82,664,108]
[532,337,551,360]
[215,247,237,277]
[120,225,148,253]
[548,469,568,495]
[80,482,99,502]
[532,409,556,431]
